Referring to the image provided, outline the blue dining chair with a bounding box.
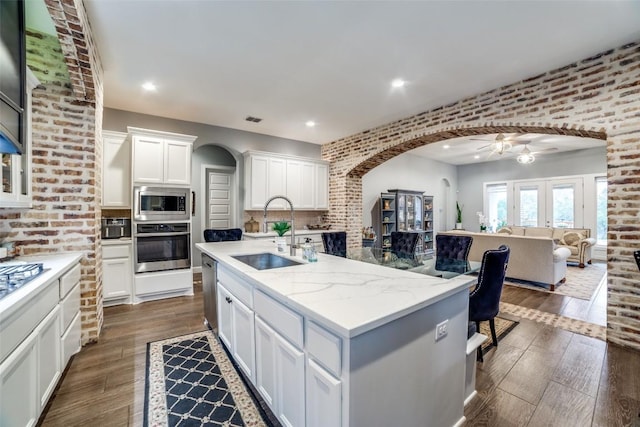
[204,228,243,242]
[322,232,347,257]
[436,234,473,261]
[390,231,420,259]
[468,244,510,362]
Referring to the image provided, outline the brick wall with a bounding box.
[322,42,640,351]
[0,0,104,344]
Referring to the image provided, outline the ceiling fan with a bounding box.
[471,133,521,156]
[471,133,557,162]
[515,142,558,164]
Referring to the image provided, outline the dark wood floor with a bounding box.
[38,270,640,426]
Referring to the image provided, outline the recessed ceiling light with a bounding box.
[474,155,480,159]
[391,78,406,88]
[443,144,450,149]
[305,121,316,128]
[142,81,156,91]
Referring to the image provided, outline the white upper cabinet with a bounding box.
[244,151,329,211]
[102,131,130,207]
[129,127,196,186]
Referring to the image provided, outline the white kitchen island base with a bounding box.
[198,240,475,427]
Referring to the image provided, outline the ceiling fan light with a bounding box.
[517,152,535,164]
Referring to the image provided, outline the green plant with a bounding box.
[456,202,463,223]
[272,221,291,237]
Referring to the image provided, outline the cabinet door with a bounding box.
[276,335,305,427]
[0,332,38,427]
[231,296,256,381]
[306,358,341,427]
[287,160,315,209]
[268,157,287,209]
[133,135,164,184]
[217,284,233,351]
[103,256,132,300]
[37,306,61,411]
[247,154,269,209]
[255,317,277,408]
[164,140,192,185]
[102,131,130,207]
[315,163,328,210]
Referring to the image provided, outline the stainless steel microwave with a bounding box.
[133,186,190,222]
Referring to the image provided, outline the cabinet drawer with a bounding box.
[61,312,81,369]
[254,290,303,349]
[103,244,131,259]
[59,263,81,299]
[306,321,341,377]
[60,283,80,334]
[218,265,253,308]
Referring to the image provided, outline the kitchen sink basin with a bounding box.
[232,253,302,270]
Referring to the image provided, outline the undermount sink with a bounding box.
[232,253,302,270]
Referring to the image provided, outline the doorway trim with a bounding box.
[199,164,239,234]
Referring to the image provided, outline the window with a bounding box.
[596,177,607,244]
[519,186,539,227]
[486,184,507,231]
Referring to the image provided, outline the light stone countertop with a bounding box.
[0,252,84,320]
[196,240,474,338]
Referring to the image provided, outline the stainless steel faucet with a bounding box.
[263,195,296,256]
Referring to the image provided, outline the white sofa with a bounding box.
[439,230,571,290]
[496,226,596,268]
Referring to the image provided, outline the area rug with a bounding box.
[499,302,607,341]
[479,315,519,354]
[503,262,606,300]
[144,330,268,427]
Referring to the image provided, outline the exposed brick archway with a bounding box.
[346,125,606,178]
[322,41,640,351]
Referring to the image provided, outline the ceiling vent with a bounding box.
[245,116,263,123]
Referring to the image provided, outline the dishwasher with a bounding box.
[202,253,217,330]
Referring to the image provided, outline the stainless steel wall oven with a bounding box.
[134,222,190,273]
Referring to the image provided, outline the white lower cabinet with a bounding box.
[0,331,38,427]
[36,305,61,411]
[255,317,305,427]
[102,243,133,305]
[217,282,255,381]
[306,358,342,427]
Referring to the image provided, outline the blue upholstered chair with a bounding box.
[436,234,473,261]
[635,250,640,270]
[390,232,420,259]
[468,244,510,362]
[203,228,243,242]
[322,232,347,257]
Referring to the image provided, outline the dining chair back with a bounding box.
[322,231,347,257]
[436,234,473,261]
[390,231,420,259]
[203,228,243,242]
[634,250,640,271]
[468,244,510,362]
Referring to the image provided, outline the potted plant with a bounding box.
[455,202,464,229]
[272,221,291,252]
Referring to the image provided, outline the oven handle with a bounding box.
[134,232,190,238]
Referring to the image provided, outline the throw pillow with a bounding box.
[497,227,512,234]
[562,231,584,246]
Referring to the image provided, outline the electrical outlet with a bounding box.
[435,319,448,341]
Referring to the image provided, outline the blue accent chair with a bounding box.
[390,231,420,259]
[469,244,510,362]
[322,232,347,257]
[204,228,243,242]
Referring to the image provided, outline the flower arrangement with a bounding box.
[272,221,291,237]
[476,211,488,232]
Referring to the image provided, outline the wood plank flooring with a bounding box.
[37,269,640,426]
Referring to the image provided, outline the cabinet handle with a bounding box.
[225,296,232,303]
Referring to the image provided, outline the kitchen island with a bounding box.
[196,240,475,427]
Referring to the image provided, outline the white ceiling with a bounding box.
[63,2,640,153]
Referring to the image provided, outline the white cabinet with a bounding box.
[102,131,130,207]
[36,306,61,411]
[306,358,342,427]
[255,317,305,427]
[59,264,81,369]
[244,151,329,210]
[0,331,38,427]
[217,283,255,381]
[129,127,196,186]
[102,243,133,305]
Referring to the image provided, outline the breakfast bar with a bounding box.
[197,240,477,427]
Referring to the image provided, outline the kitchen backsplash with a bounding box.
[244,210,328,232]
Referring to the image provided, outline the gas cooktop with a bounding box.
[0,263,45,301]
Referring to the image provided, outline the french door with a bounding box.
[514,178,583,228]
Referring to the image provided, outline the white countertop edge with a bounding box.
[0,252,84,320]
[196,241,474,339]
[244,229,341,238]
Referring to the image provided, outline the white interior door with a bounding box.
[207,169,234,229]
[514,178,583,228]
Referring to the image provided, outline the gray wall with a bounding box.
[103,108,322,268]
[456,146,606,230]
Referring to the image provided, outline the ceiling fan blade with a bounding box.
[531,147,559,155]
[476,143,493,151]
